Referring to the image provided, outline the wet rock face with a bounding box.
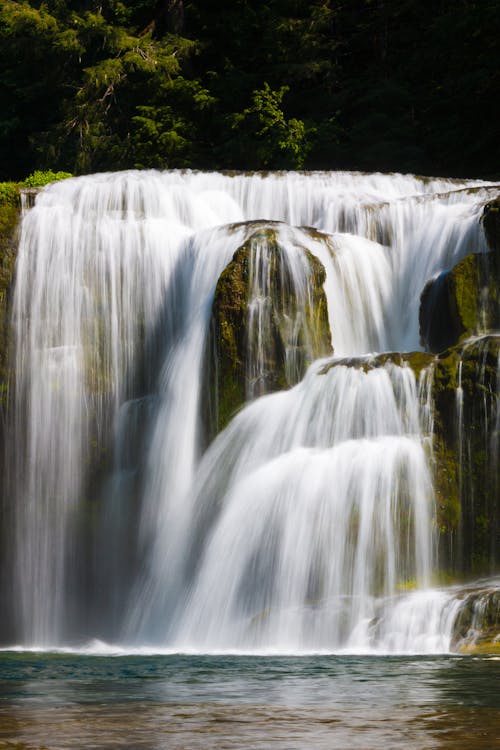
[416,337,500,577]
[0,193,21,463]
[419,253,498,353]
[343,340,500,578]
[451,586,500,654]
[419,195,500,354]
[206,223,332,437]
[483,197,500,256]
[0,195,20,393]
[414,199,500,576]
[0,191,21,560]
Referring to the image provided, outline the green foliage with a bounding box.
[0,0,83,178]
[130,78,215,168]
[0,0,498,176]
[231,83,310,169]
[0,182,19,206]
[21,170,72,187]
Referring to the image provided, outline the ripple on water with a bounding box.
[1,654,500,749]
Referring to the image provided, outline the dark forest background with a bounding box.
[1,0,498,180]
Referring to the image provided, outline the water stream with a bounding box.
[3,170,498,653]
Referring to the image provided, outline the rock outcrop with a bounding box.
[483,197,500,256]
[451,585,500,654]
[419,253,499,353]
[414,197,500,574]
[206,222,332,436]
[0,187,21,481]
[430,337,500,575]
[319,335,500,578]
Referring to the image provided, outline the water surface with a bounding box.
[1,653,499,749]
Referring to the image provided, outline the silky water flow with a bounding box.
[3,170,496,652]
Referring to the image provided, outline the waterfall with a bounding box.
[163,362,434,651]
[3,170,497,651]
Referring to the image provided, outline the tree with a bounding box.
[230,83,309,169]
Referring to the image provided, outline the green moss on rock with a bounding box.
[357,339,500,577]
[209,246,249,433]
[319,350,435,377]
[206,223,332,436]
[414,338,500,576]
[432,434,461,565]
[0,185,21,515]
[419,253,492,353]
[0,188,21,403]
[450,254,481,331]
[451,588,500,653]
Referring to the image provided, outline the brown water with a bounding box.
[0,653,499,749]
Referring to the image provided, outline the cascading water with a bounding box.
[244,225,325,398]
[3,170,498,652]
[161,362,434,652]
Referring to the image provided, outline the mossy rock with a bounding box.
[451,588,500,653]
[332,340,500,577]
[0,187,21,518]
[0,191,21,402]
[419,252,498,353]
[319,350,435,377]
[483,196,500,255]
[427,338,500,575]
[320,334,499,577]
[206,223,332,436]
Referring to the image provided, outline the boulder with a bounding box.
[419,253,498,353]
[206,222,332,436]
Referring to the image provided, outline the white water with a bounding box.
[4,170,497,651]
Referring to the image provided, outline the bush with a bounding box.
[0,182,19,206]
[20,170,72,188]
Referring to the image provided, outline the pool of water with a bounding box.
[1,653,499,749]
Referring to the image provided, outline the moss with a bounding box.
[0,190,21,401]
[319,333,499,577]
[396,577,418,592]
[320,350,435,377]
[419,253,486,353]
[430,338,500,575]
[449,254,480,334]
[384,338,500,577]
[433,436,461,566]
[318,346,470,575]
[400,350,435,377]
[457,640,500,654]
[206,223,332,437]
[0,186,21,518]
[210,245,248,432]
[396,349,462,569]
[451,589,500,653]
